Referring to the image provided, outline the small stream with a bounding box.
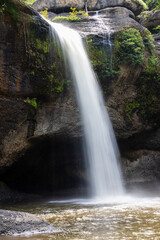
[1,195,160,240]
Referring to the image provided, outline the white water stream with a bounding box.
[47,20,124,200]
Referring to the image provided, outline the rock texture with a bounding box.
[32,0,146,15]
[0,0,75,171]
[122,150,160,184]
[62,7,143,36]
[138,10,160,29]
[0,210,57,235]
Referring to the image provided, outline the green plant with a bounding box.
[115,28,145,66]
[40,8,49,19]
[0,3,6,15]
[143,0,160,10]
[147,55,159,73]
[133,0,148,10]
[141,29,155,53]
[86,36,119,94]
[53,7,89,22]
[153,25,160,34]
[26,97,38,109]
[25,0,36,4]
[125,102,140,120]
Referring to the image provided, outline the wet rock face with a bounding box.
[32,0,146,15]
[0,0,72,171]
[0,0,49,171]
[122,150,160,184]
[0,210,56,236]
[67,7,143,36]
[0,0,51,97]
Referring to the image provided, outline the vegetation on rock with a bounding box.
[118,27,160,126]
[53,8,89,22]
[114,28,145,66]
[133,0,148,10]
[135,54,160,126]
[86,36,119,94]
[25,0,36,4]
[26,97,38,109]
[40,8,49,19]
[143,0,160,10]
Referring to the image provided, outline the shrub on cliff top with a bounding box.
[115,28,145,66]
[53,7,89,22]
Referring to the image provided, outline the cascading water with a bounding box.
[47,20,124,200]
[93,12,113,58]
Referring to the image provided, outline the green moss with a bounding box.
[86,36,119,93]
[135,54,160,125]
[35,39,49,54]
[26,97,38,109]
[124,101,140,120]
[114,28,145,66]
[22,28,68,96]
[141,29,155,53]
[53,15,82,22]
[0,1,20,21]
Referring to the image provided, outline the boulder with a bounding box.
[122,150,160,184]
[0,210,57,235]
[138,10,160,29]
[65,7,143,36]
[32,0,147,16]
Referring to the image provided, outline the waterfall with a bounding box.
[93,12,113,58]
[47,20,124,200]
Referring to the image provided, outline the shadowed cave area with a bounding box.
[1,136,88,198]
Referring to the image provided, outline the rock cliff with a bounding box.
[0,0,159,197]
[32,0,147,15]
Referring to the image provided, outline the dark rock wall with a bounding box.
[0,0,159,197]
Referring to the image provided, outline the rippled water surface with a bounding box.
[1,196,160,240]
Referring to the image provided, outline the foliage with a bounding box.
[86,37,119,94]
[125,102,140,120]
[115,28,145,66]
[40,8,49,19]
[153,25,160,34]
[26,97,38,109]
[133,0,148,10]
[25,0,36,4]
[35,39,49,53]
[1,1,20,21]
[141,29,155,53]
[26,30,67,95]
[0,3,6,15]
[53,7,89,22]
[143,0,160,10]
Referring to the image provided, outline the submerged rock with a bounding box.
[0,210,57,236]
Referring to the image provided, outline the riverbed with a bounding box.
[1,194,160,240]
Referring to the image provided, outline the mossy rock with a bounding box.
[0,0,69,100]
